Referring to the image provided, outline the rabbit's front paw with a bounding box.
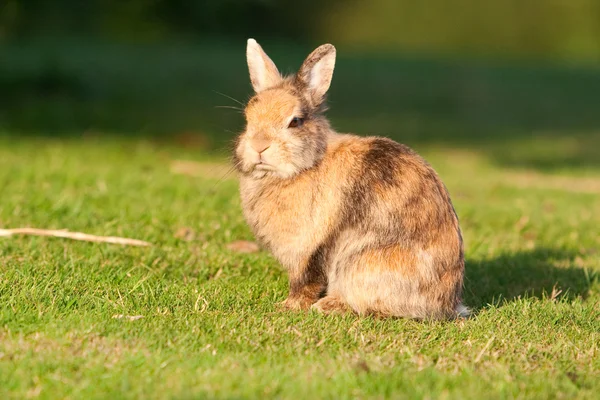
[311,296,350,315]
[279,296,315,311]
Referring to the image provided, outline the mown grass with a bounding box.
[0,134,598,399]
[1,40,600,399]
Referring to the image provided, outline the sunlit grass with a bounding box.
[0,135,598,399]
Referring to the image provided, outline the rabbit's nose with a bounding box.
[250,138,271,154]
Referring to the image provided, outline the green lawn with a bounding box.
[0,133,598,399]
[1,40,600,399]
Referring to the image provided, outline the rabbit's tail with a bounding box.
[456,303,470,318]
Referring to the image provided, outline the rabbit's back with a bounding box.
[324,136,464,318]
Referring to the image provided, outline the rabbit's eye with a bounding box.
[288,117,304,128]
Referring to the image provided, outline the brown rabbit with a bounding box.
[233,39,468,319]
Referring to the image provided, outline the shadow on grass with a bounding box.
[464,247,595,309]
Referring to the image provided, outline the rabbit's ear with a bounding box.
[247,39,282,93]
[296,44,336,107]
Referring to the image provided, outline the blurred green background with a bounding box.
[1,0,600,170]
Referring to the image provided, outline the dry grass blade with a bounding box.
[0,228,151,247]
[550,285,563,302]
[474,336,495,363]
[226,240,260,253]
[112,315,145,321]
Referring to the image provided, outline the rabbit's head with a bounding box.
[234,39,336,179]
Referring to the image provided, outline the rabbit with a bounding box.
[233,39,468,319]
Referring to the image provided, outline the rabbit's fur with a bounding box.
[234,39,467,319]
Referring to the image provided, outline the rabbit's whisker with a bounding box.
[213,91,246,107]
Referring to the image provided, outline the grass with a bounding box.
[1,40,600,399]
[1,135,599,399]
